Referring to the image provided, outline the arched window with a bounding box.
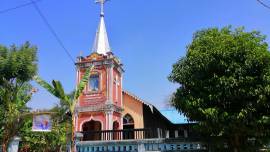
[123,114,134,139]
[89,74,99,91]
[123,114,134,125]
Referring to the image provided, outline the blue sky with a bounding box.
[1,0,270,110]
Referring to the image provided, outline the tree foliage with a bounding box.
[169,27,270,151]
[0,42,38,152]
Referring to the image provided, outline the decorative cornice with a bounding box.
[76,58,124,73]
[76,103,123,113]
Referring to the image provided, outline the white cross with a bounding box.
[114,76,120,101]
[95,0,109,16]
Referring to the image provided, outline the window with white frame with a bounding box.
[89,74,99,91]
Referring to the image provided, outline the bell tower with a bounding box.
[75,0,124,132]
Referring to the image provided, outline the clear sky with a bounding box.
[1,0,270,110]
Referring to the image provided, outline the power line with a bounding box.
[30,0,75,64]
[257,0,270,10]
[0,0,42,14]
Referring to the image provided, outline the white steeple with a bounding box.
[92,0,111,55]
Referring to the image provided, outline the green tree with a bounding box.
[0,42,38,152]
[169,27,270,152]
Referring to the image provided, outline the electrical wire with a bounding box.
[0,0,42,14]
[30,0,75,64]
[257,0,270,10]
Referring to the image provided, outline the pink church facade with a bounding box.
[75,52,124,133]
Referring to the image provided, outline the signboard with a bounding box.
[32,114,52,132]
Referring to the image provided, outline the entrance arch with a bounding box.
[123,114,134,139]
[82,120,102,141]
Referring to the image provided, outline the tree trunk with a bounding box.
[71,115,75,152]
[232,134,240,152]
[2,142,8,152]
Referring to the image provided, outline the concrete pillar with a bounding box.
[8,136,21,152]
[184,130,188,138]
[165,130,170,138]
[138,143,145,152]
[174,130,179,138]
[157,128,161,138]
[74,132,83,152]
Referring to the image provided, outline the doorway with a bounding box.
[82,120,102,141]
[123,114,134,139]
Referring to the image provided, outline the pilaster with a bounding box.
[106,64,114,104]
[105,111,113,130]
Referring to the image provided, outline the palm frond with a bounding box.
[52,80,71,107]
[34,76,71,106]
[74,65,93,100]
[33,76,56,96]
[71,65,94,113]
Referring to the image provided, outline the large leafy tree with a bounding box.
[169,27,270,152]
[0,42,38,152]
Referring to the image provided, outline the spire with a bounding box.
[92,0,111,55]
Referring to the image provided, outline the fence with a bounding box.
[76,138,208,152]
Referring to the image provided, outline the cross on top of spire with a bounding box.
[95,0,109,16]
[92,0,111,55]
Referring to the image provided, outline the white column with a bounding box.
[105,111,113,140]
[108,111,113,130]
[105,113,108,130]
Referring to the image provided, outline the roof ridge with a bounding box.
[122,90,154,112]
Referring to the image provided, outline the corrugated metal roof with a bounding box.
[160,109,190,124]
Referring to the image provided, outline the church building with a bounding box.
[72,1,206,152]
[74,0,189,141]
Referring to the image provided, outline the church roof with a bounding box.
[122,90,154,112]
[160,109,190,124]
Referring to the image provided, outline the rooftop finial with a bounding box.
[95,0,108,16]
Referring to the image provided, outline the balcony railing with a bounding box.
[78,128,160,141]
[77,128,196,142]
